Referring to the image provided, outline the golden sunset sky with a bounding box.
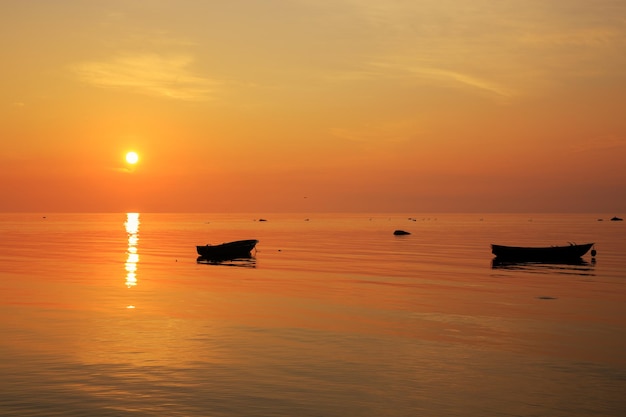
[2,0,625,213]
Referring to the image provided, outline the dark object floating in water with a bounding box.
[610,216,623,221]
[196,239,258,261]
[258,218,268,222]
[537,296,557,300]
[393,230,411,235]
[491,242,594,262]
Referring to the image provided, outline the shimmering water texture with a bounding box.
[1,213,624,416]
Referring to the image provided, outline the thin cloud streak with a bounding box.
[412,67,515,99]
[369,62,515,99]
[322,0,625,97]
[72,54,218,101]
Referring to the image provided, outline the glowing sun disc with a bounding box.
[125,151,139,164]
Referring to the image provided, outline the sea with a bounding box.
[0,213,624,417]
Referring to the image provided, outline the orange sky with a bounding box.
[1,0,625,213]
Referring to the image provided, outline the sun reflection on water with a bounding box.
[124,213,140,288]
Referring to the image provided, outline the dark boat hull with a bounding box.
[196,239,258,260]
[491,243,594,262]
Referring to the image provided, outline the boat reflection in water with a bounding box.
[124,213,140,288]
[196,256,257,268]
[491,258,596,276]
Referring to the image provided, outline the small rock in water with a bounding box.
[393,230,411,235]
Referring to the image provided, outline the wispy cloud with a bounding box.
[368,61,515,99]
[316,0,625,98]
[72,54,218,101]
[411,67,514,99]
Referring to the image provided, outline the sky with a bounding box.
[1,0,625,213]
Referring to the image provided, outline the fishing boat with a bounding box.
[196,239,258,260]
[491,242,594,262]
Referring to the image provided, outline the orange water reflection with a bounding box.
[124,213,140,288]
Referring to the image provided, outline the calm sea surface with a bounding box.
[1,213,624,417]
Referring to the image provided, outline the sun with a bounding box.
[125,151,139,165]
